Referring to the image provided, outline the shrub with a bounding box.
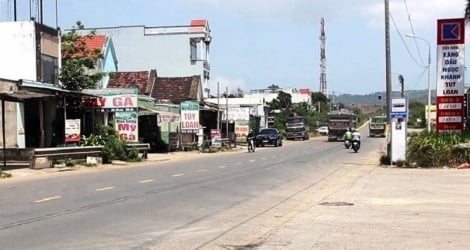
[407,131,470,168]
[65,158,76,167]
[79,125,143,164]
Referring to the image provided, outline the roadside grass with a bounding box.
[0,171,12,179]
[405,131,470,168]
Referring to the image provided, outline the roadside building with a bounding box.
[205,87,312,130]
[75,19,211,96]
[0,21,95,149]
[105,70,213,152]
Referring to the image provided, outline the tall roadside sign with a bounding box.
[436,18,465,133]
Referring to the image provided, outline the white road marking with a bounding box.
[261,157,267,160]
[139,179,154,183]
[197,169,208,172]
[96,186,115,191]
[235,162,242,165]
[219,165,227,168]
[172,173,184,177]
[249,159,256,162]
[35,196,61,203]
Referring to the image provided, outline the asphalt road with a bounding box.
[0,128,384,249]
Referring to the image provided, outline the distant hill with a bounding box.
[333,89,435,105]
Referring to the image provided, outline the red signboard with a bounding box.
[436,96,465,132]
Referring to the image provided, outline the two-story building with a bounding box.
[0,21,63,149]
[76,19,211,95]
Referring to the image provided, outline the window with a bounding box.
[41,54,58,84]
[190,38,205,61]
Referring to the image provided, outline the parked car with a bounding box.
[316,126,329,135]
[255,128,283,147]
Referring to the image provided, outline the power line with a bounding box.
[390,12,426,68]
[405,66,427,91]
[403,0,425,65]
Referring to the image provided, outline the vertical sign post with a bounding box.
[180,101,200,134]
[436,18,465,133]
[390,98,408,163]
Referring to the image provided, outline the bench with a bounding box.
[33,146,104,169]
[126,143,150,159]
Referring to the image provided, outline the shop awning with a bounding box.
[138,106,180,122]
[0,90,54,102]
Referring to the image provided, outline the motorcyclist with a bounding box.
[343,128,353,141]
[351,128,361,145]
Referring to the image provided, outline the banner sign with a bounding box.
[115,112,138,142]
[390,98,408,119]
[436,18,465,133]
[82,88,138,112]
[223,107,250,121]
[181,101,200,133]
[223,107,250,138]
[211,129,221,148]
[65,119,81,142]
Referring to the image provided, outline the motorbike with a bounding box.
[247,137,255,153]
[351,139,360,153]
[344,139,351,149]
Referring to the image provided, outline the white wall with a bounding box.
[0,21,37,81]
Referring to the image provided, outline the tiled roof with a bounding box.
[299,88,311,95]
[151,76,200,104]
[66,35,107,58]
[107,70,200,103]
[107,71,155,95]
[190,19,208,27]
[84,35,107,51]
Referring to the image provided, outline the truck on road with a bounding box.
[369,115,387,137]
[327,110,357,141]
[285,116,310,140]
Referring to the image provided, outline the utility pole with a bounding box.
[384,0,392,122]
[225,86,229,138]
[217,82,220,131]
[319,17,328,96]
[384,0,393,163]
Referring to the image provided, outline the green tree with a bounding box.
[292,102,309,117]
[311,92,329,104]
[408,102,425,128]
[60,21,105,91]
[267,84,280,93]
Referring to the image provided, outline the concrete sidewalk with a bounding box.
[250,152,470,249]
[0,146,246,180]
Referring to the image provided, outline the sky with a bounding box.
[0,0,468,96]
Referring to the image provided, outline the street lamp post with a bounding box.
[406,34,431,132]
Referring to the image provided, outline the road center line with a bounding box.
[172,173,184,177]
[219,165,227,168]
[249,159,256,162]
[261,157,267,160]
[96,186,115,191]
[197,169,208,172]
[35,196,61,203]
[139,179,154,183]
